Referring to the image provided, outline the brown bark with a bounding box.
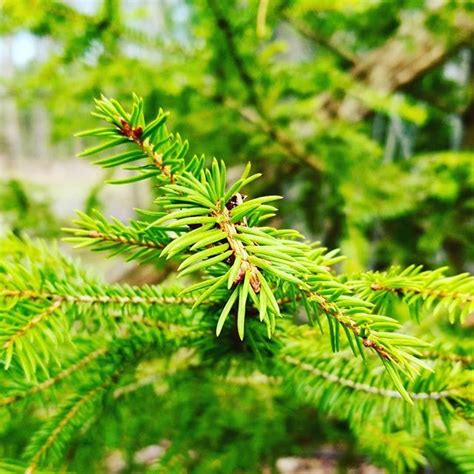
[318,11,474,122]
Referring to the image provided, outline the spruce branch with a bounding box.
[5,95,472,402]
[0,346,107,407]
[421,349,474,367]
[76,93,196,185]
[349,265,474,323]
[20,333,174,472]
[0,235,201,377]
[68,94,460,395]
[278,329,473,430]
[2,299,62,355]
[355,425,426,473]
[0,298,69,380]
[0,281,198,378]
[430,428,474,474]
[2,6,473,472]
[282,355,454,402]
[24,379,112,473]
[63,210,167,263]
[0,288,197,307]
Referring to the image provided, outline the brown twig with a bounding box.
[213,203,261,292]
[283,14,357,65]
[119,118,174,182]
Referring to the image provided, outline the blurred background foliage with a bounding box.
[1,0,473,277]
[0,0,473,472]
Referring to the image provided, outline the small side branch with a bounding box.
[283,355,453,401]
[119,118,175,182]
[0,289,199,307]
[84,229,164,250]
[0,347,107,407]
[2,299,62,354]
[25,381,110,474]
[306,290,392,361]
[370,282,474,305]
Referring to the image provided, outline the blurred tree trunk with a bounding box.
[461,50,474,150]
[1,37,23,168]
[318,11,474,122]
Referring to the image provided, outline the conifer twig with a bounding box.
[370,282,474,305]
[25,381,110,474]
[0,289,198,306]
[2,299,62,362]
[82,229,164,250]
[0,347,107,407]
[283,355,454,401]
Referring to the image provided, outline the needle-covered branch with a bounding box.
[0,235,198,378]
[0,344,107,407]
[62,94,474,396]
[2,94,473,469]
[21,334,154,473]
[349,265,474,323]
[278,326,473,428]
[63,209,167,263]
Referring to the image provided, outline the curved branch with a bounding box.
[2,299,62,356]
[0,347,107,407]
[283,355,456,401]
[25,381,109,474]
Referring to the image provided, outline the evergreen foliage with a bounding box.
[0,95,473,473]
[3,0,473,271]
